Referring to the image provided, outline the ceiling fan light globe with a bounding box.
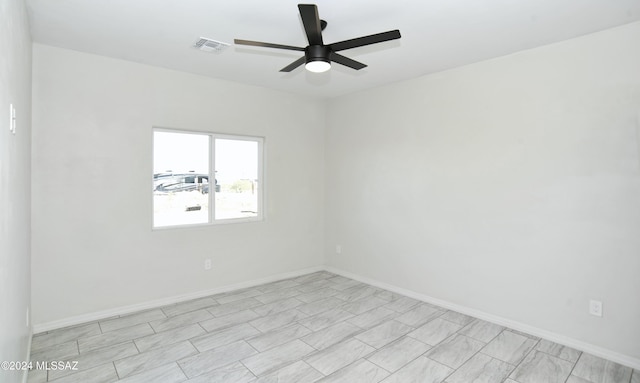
[305,60,331,73]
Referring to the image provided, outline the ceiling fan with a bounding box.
[234,4,401,73]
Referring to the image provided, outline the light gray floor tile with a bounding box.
[395,304,443,328]
[481,330,537,365]
[256,279,300,294]
[134,323,205,352]
[114,340,197,378]
[28,273,637,383]
[384,297,421,313]
[374,290,404,302]
[509,350,574,383]
[30,340,79,362]
[161,297,218,317]
[250,309,308,333]
[367,336,431,372]
[334,285,378,302]
[117,363,187,383]
[296,280,338,294]
[355,320,414,349]
[31,323,101,352]
[294,272,334,284]
[178,340,257,378]
[306,338,376,375]
[319,359,389,383]
[326,275,351,284]
[298,308,355,332]
[242,339,315,376]
[458,319,504,343]
[48,363,118,383]
[255,360,323,383]
[185,361,256,383]
[99,309,166,333]
[150,309,213,333]
[426,334,485,369]
[191,323,260,352]
[566,376,593,383]
[445,353,514,383]
[208,297,263,317]
[293,273,324,284]
[298,297,345,316]
[79,323,153,353]
[216,289,263,304]
[571,353,633,383]
[48,341,138,380]
[348,307,398,329]
[27,367,47,383]
[199,309,260,333]
[302,321,363,350]
[381,356,453,383]
[439,311,474,326]
[296,287,340,303]
[342,297,389,316]
[333,281,369,292]
[254,287,302,304]
[247,323,312,352]
[407,318,462,346]
[327,276,360,288]
[253,297,304,316]
[536,339,581,363]
[506,329,540,340]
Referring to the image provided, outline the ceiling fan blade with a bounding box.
[234,39,305,52]
[330,52,367,70]
[280,56,306,72]
[298,4,323,45]
[329,30,401,52]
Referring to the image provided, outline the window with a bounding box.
[153,129,263,228]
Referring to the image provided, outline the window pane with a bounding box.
[215,139,259,220]
[154,131,209,227]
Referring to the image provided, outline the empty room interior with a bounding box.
[1,0,640,382]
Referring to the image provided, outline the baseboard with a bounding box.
[324,266,640,370]
[32,265,324,334]
[22,327,32,383]
[31,264,640,370]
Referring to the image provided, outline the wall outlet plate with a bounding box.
[589,300,603,317]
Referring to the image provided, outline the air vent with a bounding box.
[194,37,230,52]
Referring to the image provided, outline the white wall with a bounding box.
[326,22,640,361]
[0,0,32,381]
[31,44,325,325]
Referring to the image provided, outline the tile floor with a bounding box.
[28,271,639,383]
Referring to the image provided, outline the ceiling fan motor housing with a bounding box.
[305,45,331,64]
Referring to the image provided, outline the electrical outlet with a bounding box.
[336,245,342,254]
[204,258,212,270]
[589,300,603,317]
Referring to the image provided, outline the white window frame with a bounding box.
[152,127,264,229]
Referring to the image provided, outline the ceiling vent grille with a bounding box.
[194,37,230,52]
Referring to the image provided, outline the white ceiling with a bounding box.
[25,0,640,99]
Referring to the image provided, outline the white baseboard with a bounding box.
[32,265,324,334]
[30,264,640,370]
[324,266,640,370]
[22,327,32,383]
